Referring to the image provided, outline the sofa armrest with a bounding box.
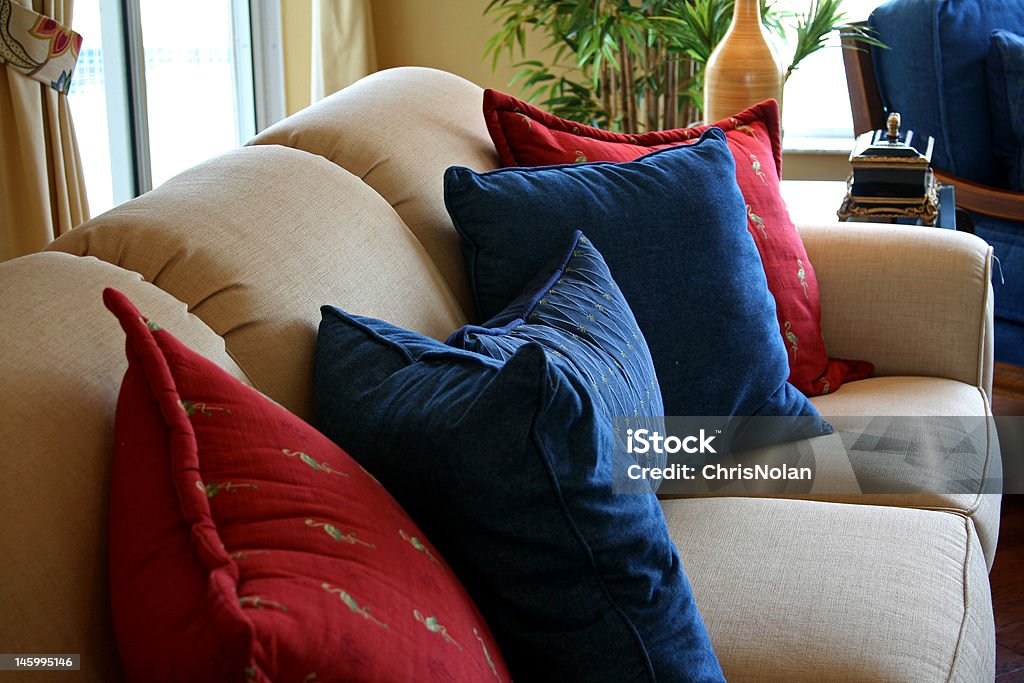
[799,222,994,397]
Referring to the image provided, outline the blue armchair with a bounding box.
[843,0,1024,365]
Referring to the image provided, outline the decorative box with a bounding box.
[838,113,940,224]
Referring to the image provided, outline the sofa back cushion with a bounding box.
[249,67,498,318]
[48,145,467,421]
[869,0,1024,184]
[0,252,251,681]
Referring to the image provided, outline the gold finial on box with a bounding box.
[886,112,901,142]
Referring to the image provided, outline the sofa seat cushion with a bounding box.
[661,497,994,682]
[812,376,1001,568]
[657,376,1001,567]
[810,375,989,417]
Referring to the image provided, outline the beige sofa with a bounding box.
[0,67,1000,681]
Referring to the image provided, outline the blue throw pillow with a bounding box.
[315,309,725,683]
[444,128,827,434]
[987,29,1024,192]
[446,230,665,479]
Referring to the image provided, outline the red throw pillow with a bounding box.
[104,288,510,683]
[483,90,872,396]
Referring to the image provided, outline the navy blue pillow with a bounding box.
[446,230,665,476]
[986,29,1024,192]
[444,129,826,432]
[315,309,725,683]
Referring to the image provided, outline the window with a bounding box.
[775,0,885,151]
[68,2,114,211]
[68,0,284,214]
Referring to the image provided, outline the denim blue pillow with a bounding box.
[315,309,725,683]
[446,230,665,477]
[445,129,827,434]
[986,29,1024,192]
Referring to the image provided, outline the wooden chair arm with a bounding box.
[933,170,1024,222]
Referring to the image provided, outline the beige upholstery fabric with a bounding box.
[660,376,1002,567]
[250,67,498,317]
[0,252,250,682]
[662,497,994,682]
[812,375,990,417]
[49,144,467,420]
[799,222,993,396]
[810,376,1002,569]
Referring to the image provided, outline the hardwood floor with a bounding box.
[995,366,1024,681]
[994,363,1024,416]
[995,496,1024,681]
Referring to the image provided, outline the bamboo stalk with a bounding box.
[601,60,612,123]
[650,44,661,131]
[681,57,697,125]
[618,38,634,131]
[608,57,618,128]
[619,38,632,131]
[666,57,677,129]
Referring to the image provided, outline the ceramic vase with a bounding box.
[703,0,785,122]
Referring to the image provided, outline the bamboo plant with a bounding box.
[484,0,882,132]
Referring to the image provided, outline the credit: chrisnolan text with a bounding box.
[625,462,813,482]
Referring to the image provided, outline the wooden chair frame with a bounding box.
[841,24,1024,222]
[842,24,1024,389]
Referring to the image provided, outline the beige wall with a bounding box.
[280,0,536,116]
[281,0,313,116]
[370,0,537,92]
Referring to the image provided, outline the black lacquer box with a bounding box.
[838,113,940,224]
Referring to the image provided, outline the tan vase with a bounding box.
[703,0,785,123]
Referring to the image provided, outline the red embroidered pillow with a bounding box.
[483,90,872,396]
[104,288,509,683]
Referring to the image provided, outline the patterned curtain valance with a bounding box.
[0,0,82,94]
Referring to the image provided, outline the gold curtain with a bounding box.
[311,0,377,102]
[0,0,88,262]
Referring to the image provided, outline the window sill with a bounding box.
[782,136,855,155]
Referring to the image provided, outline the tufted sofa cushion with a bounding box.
[0,253,252,681]
[249,67,500,317]
[48,145,467,421]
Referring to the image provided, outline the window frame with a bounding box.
[775,0,885,155]
[92,0,285,199]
